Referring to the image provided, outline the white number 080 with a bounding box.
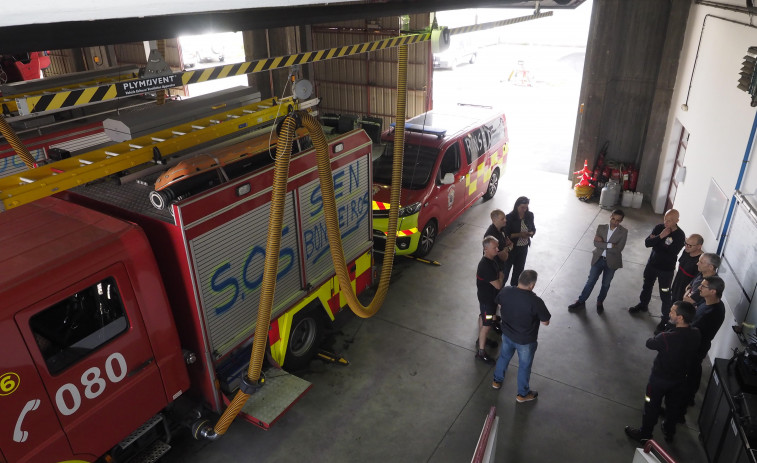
[55,352,127,416]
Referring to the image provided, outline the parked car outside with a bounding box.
[433,36,478,69]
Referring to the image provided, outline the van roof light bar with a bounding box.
[390,122,446,138]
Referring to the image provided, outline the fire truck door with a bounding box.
[14,264,167,456]
[0,321,71,462]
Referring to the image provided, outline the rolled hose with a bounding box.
[208,45,408,437]
[0,115,37,169]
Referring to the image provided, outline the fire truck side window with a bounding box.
[29,277,129,375]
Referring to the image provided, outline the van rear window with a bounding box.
[373,142,439,190]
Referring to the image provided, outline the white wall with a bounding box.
[654,4,757,360]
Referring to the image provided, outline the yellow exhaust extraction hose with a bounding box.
[0,115,36,169]
[211,115,298,436]
[301,44,407,318]
[206,44,408,437]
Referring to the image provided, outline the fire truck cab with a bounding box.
[0,198,189,462]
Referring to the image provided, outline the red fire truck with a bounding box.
[0,124,374,462]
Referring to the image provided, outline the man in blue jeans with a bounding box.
[491,270,551,402]
[568,209,627,314]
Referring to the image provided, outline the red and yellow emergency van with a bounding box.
[372,106,508,257]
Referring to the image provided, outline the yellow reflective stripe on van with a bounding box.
[383,228,417,237]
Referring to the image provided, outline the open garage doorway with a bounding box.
[178,32,247,97]
[433,2,592,175]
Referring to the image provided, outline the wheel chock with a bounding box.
[317,349,349,365]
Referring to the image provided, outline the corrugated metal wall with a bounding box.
[310,13,431,130]
[45,49,80,76]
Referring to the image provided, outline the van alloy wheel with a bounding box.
[483,169,499,200]
[415,220,437,257]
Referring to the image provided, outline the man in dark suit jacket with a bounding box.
[569,209,628,313]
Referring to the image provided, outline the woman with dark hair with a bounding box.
[504,196,535,286]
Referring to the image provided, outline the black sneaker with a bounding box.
[475,350,495,365]
[661,422,675,443]
[475,338,499,349]
[628,304,648,313]
[596,301,604,314]
[568,300,585,311]
[624,426,652,443]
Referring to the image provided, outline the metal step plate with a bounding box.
[238,370,312,429]
[119,414,164,449]
[131,440,171,463]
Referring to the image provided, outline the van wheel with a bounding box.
[483,169,499,200]
[415,220,437,257]
[284,307,325,370]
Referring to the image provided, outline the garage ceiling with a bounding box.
[0,0,585,54]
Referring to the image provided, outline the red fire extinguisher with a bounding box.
[629,165,639,191]
[621,164,630,190]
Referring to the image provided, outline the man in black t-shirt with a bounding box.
[484,209,513,275]
[682,253,720,307]
[491,270,551,402]
[685,275,726,408]
[625,301,701,443]
[476,236,503,364]
[671,234,703,302]
[629,209,686,318]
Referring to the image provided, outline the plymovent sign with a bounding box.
[117,74,182,96]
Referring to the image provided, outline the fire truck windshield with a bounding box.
[373,142,438,190]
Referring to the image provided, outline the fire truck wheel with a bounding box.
[415,220,437,258]
[285,308,325,370]
[483,168,499,200]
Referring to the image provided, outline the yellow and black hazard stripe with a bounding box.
[20,11,553,114]
[22,33,430,114]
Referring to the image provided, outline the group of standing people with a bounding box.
[477,203,727,442]
[565,207,726,443]
[477,197,551,403]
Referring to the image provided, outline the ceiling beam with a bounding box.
[0,0,584,54]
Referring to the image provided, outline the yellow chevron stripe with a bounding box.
[16,12,552,115]
[199,67,215,82]
[217,65,232,79]
[252,60,268,72]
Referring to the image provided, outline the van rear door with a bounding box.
[14,264,167,457]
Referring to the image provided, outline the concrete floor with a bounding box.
[163,162,711,463]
